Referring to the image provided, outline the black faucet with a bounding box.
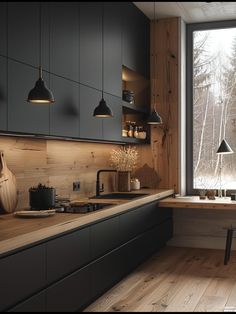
[96,169,117,197]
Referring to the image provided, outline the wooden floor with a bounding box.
[84,246,236,312]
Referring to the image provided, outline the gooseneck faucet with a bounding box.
[96,169,117,197]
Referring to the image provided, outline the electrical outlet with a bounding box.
[73,181,80,191]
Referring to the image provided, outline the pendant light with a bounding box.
[93,3,113,118]
[147,2,162,125]
[27,2,55,104]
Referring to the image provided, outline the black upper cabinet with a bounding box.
[0,2,7,56]
[103,2,122,98]
[50,75,80,138]
[79,85,103,140]
[0,57,7,131]
[122,3,150,78]
[79,2,102,91]
[8,60,50,135]
[8,2,49,70]
[49,2,79,82]
[102,93,122,142]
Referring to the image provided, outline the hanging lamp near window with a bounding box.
[27,2,55,104]
[147,2,162,125]
[93,3,113,118]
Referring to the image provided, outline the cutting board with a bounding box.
[0,151,18,213]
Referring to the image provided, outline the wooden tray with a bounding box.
[14,209,56,218]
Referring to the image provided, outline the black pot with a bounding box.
[29,184,56,210]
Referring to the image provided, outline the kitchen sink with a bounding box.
[90,192,149,200]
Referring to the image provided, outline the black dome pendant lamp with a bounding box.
[147,2,162,125]
[27,2,55,104]
[93,3,113,118]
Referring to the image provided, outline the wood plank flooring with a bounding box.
[84,247,236,312]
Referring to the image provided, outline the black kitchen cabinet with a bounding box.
[122,3,150,78]
[90,216,120,261]
[79,85,103,140]
[0,2,7,57]
[46,227,90,285]
[0,244,46,312]
[9,291,46,313]
[102,93,122,142]
[46,265,90,312]
[91,247,122,300]
[8,60,50,135]
[49,2,79,82]
[103,2,122,97]
[79,2,102,91]
[8,2,49,70]
[50,75,80,138]
[0,56,7,131]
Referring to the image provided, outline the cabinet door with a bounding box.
[46,227,90,285]
[91,248,122,300]
[49,2,79,81]
[0,2,7,56]
[103,2,122,97]
[141,202,172,230]
[122,3,149,78]
[8,60,50,135]
[50,75,80,138]
[8,2,49,70]
[46,265,90,312]
[102,94,122,142]
[9,291,46,313]
[90,216,120,261]
[79,2,102,90]
[79,85,103,140]
[0,56,7,131]
[0,244,46,312]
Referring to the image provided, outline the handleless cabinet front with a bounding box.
[0,2,7,56]
[8,60,50,135]
[46,227,90,285]
[79,2,102,91]
[49,2,79,82]
[90,216,120,261]
[0,244,46,312]
[46,265,90,312]
[9,291,46,313]
[0,56,7,131]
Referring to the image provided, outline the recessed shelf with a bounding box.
[122,101,149,115]
[121,137,150,144]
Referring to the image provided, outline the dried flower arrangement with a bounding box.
[110,146,139,172]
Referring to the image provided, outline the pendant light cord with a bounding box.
[102,2,104,99]
[153,1,156,112]
[39,1,42,78]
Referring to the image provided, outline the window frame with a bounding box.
[186,19,236,195]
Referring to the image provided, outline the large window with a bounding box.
[187,21,236,193]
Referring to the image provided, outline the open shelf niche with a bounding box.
[122,66,150,144]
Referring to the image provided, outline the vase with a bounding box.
[117,171,131,192]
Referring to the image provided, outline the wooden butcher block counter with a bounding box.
[0,189,174,257]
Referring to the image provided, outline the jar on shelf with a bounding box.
[133,125,139,138]
[126,121,134,137]
[137,126,147,140]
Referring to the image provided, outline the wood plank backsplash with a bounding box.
[0,136,120,210]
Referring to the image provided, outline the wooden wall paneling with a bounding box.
[137,18,180,193]
[169,207,236,250]
[0,136,119,210]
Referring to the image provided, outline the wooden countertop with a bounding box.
[0,189,174,257]
[159,196,236,210]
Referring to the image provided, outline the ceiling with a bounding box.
[134,2,236,23]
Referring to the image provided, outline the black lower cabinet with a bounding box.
[90,248,122,301]
[0,244,46,312]
[3,203,173,313]
[46,265,90,312]
[9,291,46,313]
